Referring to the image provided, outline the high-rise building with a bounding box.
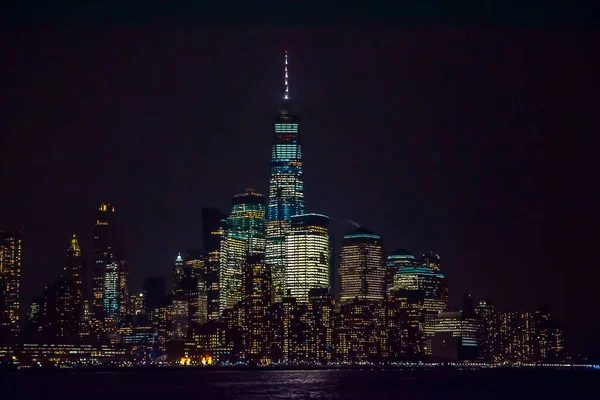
[307,288,335,364]
[185,250,208,325]
[284,214,330,303]
[386,249,418,295]
[220,190,266,314]
[173,253,184,293]
[432,301,482,362]
[92,203,115,319]
[531,306,565,363]
[41,278,78,339]
[335,298,380,363]
[202,207,227,321]
[476,299,501,361]
[0,231,22,335]
[339,226,386,304]
[63,234,84,321]
[500,311,534,363]
[391,250,448,354]
[243,254,272,363]
[266,51,304,303]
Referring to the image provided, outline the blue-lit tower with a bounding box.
[266,51,304,303]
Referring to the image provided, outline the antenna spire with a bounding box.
[284,50,289,101]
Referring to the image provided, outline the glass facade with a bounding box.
[266,109,303,303]
[339,227,386,304]
[93,203,115,319]
[391,250,448,354]
[266,53,304,303]
[202,207,227,321]
[284,214,330,303]
[220,190,266,314]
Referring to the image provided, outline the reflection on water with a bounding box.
[2,369,598,399]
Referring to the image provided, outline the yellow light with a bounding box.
[179,357,191,366]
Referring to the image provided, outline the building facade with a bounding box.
[266,51,304,303]
[0,231,22,336]
[339,227,386,304]
[284,214,330,303]
[391,250,448,354]
[202,207,226,321]
[220,190,266,314]
[92,203,115,319]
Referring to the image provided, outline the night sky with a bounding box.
[1,10,599,357]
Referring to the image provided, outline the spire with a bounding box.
[175,253,183,262]
[70,234,80,252]
[284,50,289,101]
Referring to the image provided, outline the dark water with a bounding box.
[2,368,598,399]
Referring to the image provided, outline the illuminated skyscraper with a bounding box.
[284,214,330,303]
[266,51,304,303]
[386,249,417,295]
[476,299,501,361]
[92,203,115,319]
[391,250,448,354]
[173,253,184,293]
[339,227,386,304]
[0,231,22,335]
[63,234,84,317]
[185,250,208,325]
[202,207,226,321]
[220,190,266,314]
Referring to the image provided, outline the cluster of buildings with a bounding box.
[0,52,566,368]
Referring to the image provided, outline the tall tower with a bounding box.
[173,253,184,293]
[64,234,84,321]
[339,226,386,304]
[92,202,116,319]
[266,51,304,303]
[284,214,331,303]
[202,207,227,321]
[220,189,266,314]
[0,231,22,335]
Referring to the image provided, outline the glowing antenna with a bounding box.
[284,51,289,100]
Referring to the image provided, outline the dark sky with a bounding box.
[1,21,599,356]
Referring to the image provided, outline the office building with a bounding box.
[220,190,266,314]
[202,207,226,320]
[284,214,330,303]
[266,51,305,303]
[0,231,22,335]
[92,203,115,319]
[339,226,386,304]
[392,250,448,353]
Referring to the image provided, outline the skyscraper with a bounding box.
[0,231,22,335]
[92,203,115,319]
[173,253,184,293]
[185,250,208,325]
[476,299,501,361]
[266,51,304,303]
[202,207,226,321]
[339,226,386,304]
[63,234,84,317]
[391,250,448,354]
[220,190,266,314]
[284,213,330,303]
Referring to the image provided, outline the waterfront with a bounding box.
[2,368,598,399]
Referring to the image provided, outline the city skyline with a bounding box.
[1,28,597,358]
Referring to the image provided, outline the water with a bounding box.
[2,368,598,399]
